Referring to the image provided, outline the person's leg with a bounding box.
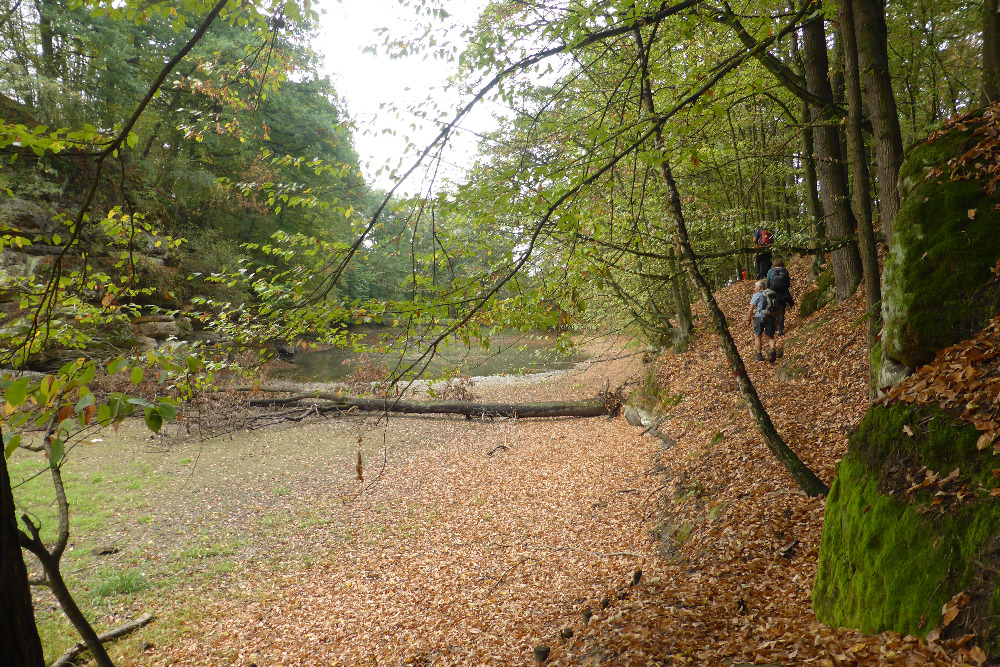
[753,322,765,361]
[765,317,777,362]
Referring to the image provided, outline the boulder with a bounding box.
[133,320,181,340]
[813,403,1000,651]
[0,198,56,236]
[881,109,1000,372]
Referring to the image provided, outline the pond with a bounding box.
[273,328,587,383]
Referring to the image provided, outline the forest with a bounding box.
[3,0,1000,664]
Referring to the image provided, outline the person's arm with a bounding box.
[748,299,756,324]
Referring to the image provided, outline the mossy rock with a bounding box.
[798,270,835,319]
[813,403,1000,651]
[882,110,1000,369]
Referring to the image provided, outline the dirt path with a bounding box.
[107,337,658,666]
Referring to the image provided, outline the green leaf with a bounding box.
[131,366,144,385]
[144,407,163,433]
[107,358,128,374]
[49,439,64,468]
[126,131,138,148]
[4,433,21,459]
[74,393,95,412]
[157,403,177,422]
[5,377,30,406]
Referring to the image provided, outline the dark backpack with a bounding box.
[769,267,790,292]
[758,289,780,317]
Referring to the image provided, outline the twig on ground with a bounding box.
[544,545,643,558]
[641,484,667,506]
[488,557,533,595]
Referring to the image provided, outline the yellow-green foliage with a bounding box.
[814,404,1000,649]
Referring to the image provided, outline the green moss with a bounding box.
[814,404,1000,650]
[798,270,835,319]
[883,112,1000,368]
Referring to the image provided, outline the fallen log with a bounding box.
[50,613,155,667]
[246,391,613,419]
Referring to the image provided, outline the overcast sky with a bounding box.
[313,0,493,192]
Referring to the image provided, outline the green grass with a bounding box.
[91,567,150,598]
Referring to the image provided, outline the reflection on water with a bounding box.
[273,329,586,383]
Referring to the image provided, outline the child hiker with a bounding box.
[748,279,778,363]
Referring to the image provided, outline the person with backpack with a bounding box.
[753,228,773,279]
[765,257,794,335]
[747,279,779,363]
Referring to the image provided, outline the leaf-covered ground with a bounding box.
[104,258,986,666]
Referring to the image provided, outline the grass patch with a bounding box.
[91,567,151,599]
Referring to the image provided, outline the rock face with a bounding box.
[813,404,1000,651]
[816,108,1000,653]
[880,110,1000,373]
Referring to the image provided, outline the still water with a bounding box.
[274,329,587,383]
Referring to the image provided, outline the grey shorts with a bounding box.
[754,316,776,337]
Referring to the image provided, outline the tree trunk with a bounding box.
[631,22,827,496]
[31,549,115,667]
[852,0,904,243]
[18,464,116,667]
[838,0,884,395]
[249,393,616,419]
[668,246,693,351]
[790,16,827,279]
[982,0,1000,104]
[660,162,828,497]
[801,7,863,301]
[1,449,44,667]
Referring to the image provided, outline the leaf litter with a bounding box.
[129,257,987,666]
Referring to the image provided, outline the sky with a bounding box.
[313,0,495,192]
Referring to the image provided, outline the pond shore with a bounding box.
[140,336,653,665]
[22,336,653,665]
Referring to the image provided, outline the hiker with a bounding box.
[765,257,794,335]
[753,227,773,279]
[747,279,778,363]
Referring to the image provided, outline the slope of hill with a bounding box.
[549,257,989,665]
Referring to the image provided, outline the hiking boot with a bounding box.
[768,350,777,364]
[754,352,764,362]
